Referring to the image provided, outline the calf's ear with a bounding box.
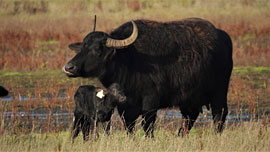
[96,88,108,95]
[68,42,82,52]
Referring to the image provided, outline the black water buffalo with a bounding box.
[72,83,126,141]
[63,18,233,137]
[0,86,8,97]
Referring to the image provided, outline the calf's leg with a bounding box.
[81,117,91,141]
[71,114,81,141]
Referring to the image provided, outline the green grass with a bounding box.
[0,69,61,77]
[0,69,101,92]
[233,66,270,76]
[0,123,270,151]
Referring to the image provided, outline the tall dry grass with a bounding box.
[0,122,270,151]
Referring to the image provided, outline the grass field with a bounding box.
[1,0,270,151]
[0,123,270,151]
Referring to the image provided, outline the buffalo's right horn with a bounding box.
[106,21,138,49]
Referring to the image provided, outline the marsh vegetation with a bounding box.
[0,0,270,151]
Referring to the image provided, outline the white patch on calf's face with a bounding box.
[73,116,75,122]
[96,90,105,99]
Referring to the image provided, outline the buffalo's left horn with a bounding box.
[106,21,138,48]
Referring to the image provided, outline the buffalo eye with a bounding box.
[87,45,102,57]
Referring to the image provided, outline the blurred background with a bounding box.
[0,0,269,134]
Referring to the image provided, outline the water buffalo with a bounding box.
[63,18,233,137]
[0,86,8,97]
[72,83,126,141]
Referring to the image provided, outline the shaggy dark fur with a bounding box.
[64,18,233,137]
[72,84,126,141]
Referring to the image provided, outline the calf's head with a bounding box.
[63,21,138,78]
[96,83,126,122]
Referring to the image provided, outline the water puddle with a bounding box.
[1,96,261,121]
[0,94,267,129]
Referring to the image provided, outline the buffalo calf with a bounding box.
[72,83,126,141]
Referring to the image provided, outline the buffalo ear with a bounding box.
[68,42,82,52]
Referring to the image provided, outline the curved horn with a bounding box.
[106,21,138,48]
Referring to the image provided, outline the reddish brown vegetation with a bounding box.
[0,17,269,71]
[217,23,270,66]
[127,0,141,12]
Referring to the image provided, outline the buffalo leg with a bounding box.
[125,120,136,135]
[141,95,160,138]
[211,93,228,133]
[124,109,140,135]
[211,46,232,133]
[118,104,141,135]
[178,110,199,136]
[142,110,157,138]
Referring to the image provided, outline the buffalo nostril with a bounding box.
[65,63,76,71]
[63,63,77,76]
